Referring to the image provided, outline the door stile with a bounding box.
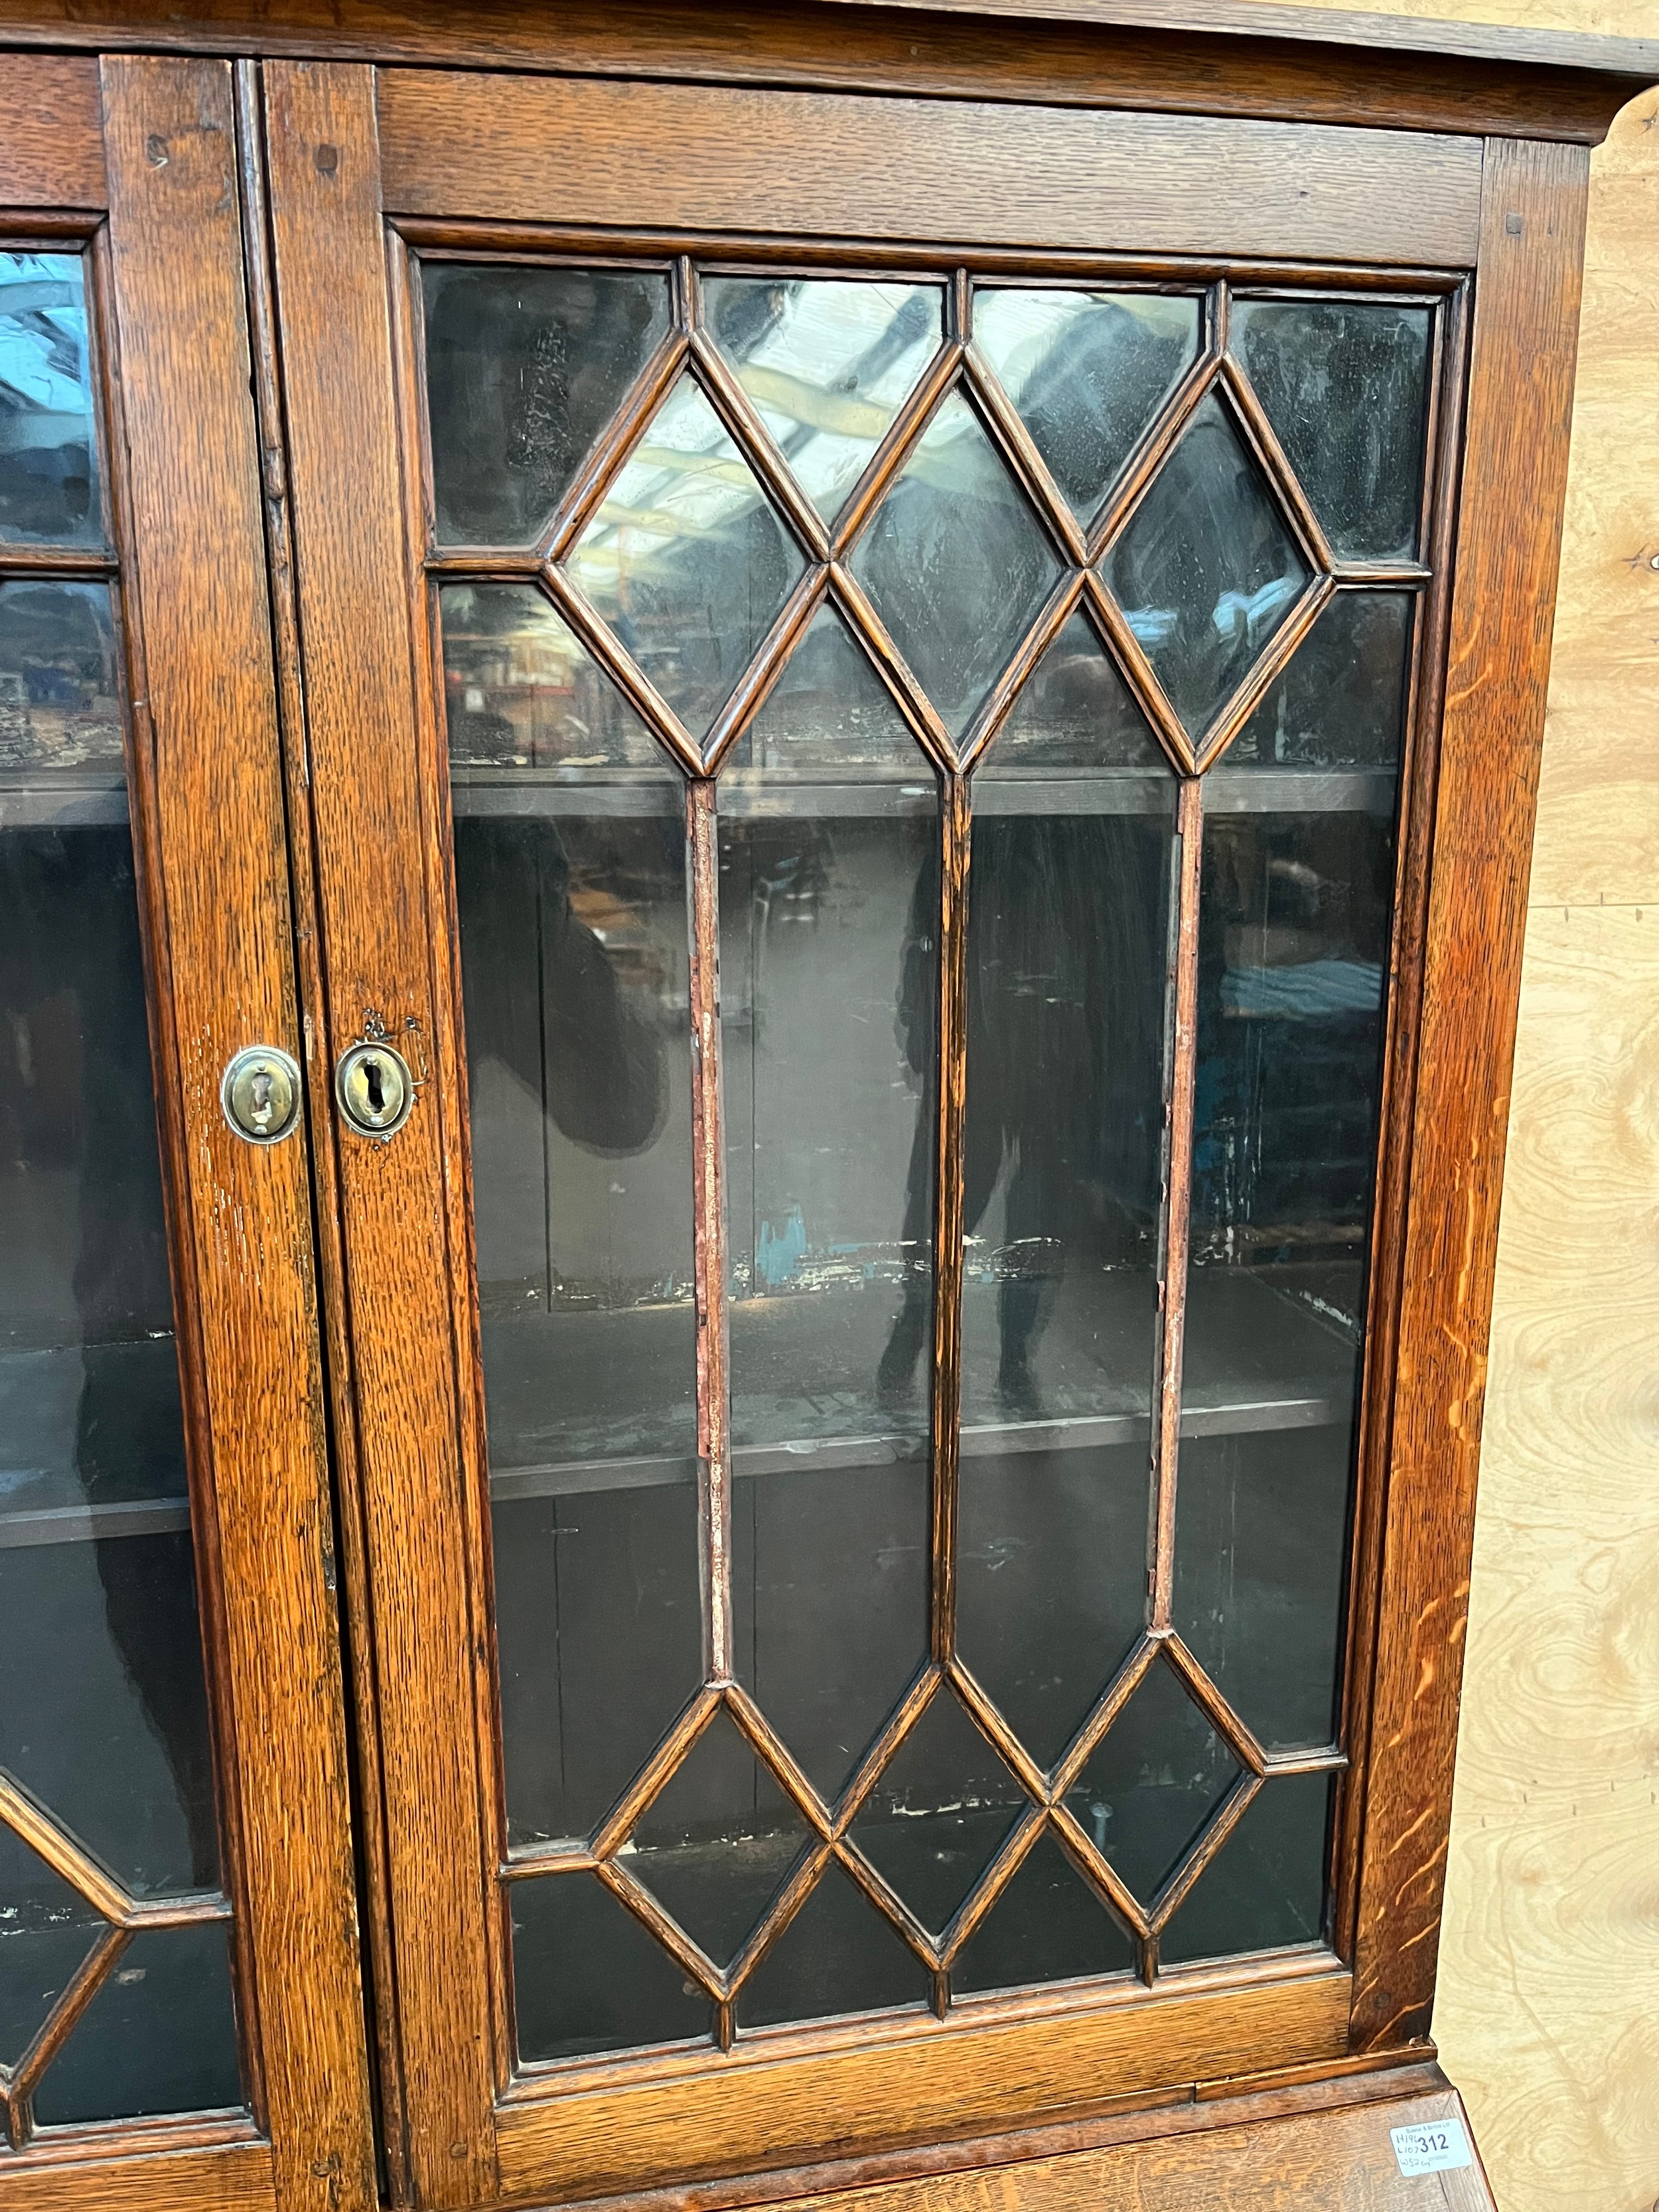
[257,57,500,2203]
[94,52,376,2212]
[229,57,407,2201]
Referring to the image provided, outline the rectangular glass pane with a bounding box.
[443,583,703,1849]
[0,550,241,2128]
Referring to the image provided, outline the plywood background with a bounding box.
[1289,3,1659,2201]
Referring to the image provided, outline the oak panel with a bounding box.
[765,2084,1494,2212]
[0,0,1643,143]
[0,54,104,206]
[1349,137,1592,2049]
[376,72,1484,267]
[0,2137,273,2212]
[495,1968,1351,2202]
[100,53,377,2212]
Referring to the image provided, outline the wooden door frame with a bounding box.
[243,7,1631,2208]
[0,52,375,2212]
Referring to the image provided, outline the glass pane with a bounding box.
[703,277,944,524]
[626,1711,810,1968]
[1226,591,1413,769]
[1063,1658,1240,1906]
[0,580,221,1906]
[847,1689,1028,1937]
[0,1830,101,2068]
[1178,755,1400,1749]
[566,373,806,739]
[956,649,1175,1767]
[422,261,671,546]
[719,649,937,1803]
[974,288,1200,526]
[851,388,1063,741]
[1106,390,1308,739]
[1232,299,1432,563]
[1160,1771,1333,1964]
[32,1922,241,2127]
[951,1832,1133,1995]
[737,1861,926,2029]
[511,1872,711,2062]
[441,587,701,1847]
[0,253,102,546]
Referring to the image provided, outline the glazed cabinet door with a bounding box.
[253,54,1578,2212]
[0,52,374,2212]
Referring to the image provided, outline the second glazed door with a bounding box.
[255,58,1457,2212]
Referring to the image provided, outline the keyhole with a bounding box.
[251,1069,273,1128]
[363,1057,385,1116]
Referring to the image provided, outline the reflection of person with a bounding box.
[877,816,1165,1419]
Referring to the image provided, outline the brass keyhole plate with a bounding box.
[221,1045,304,1145]
[335,1039,415,1139]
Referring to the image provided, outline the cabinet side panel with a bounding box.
[1350,135,1591,2049]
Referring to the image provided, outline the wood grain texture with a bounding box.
[1348,137,1591,2051]
[495,1968,1350,2203]
[741,2083,1494,2212]
[0,54,104,205]
[0,2136,272,2212]
[374,72,1483,269]
[0,0,1642,143]
[100,53,376,2212]
[259,57,498,2207]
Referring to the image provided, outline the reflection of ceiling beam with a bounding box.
[628,443,756,491]
[738,364,893,439]
[0,284,80,315]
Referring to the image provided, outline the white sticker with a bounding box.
[1391,2116,1473,2176]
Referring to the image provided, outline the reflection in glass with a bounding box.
[847,1689,1027,1937]
[1107,390,1307,739]
[1177,717,1400,1758]
[1232,299,1431,563]
[1227,591,1413,769]
[1063,1659,1240,1906]
[442,588,701,1846]
[566,374,805,738]
[974,288,1200,526]
[851,388,1062,741]
[32,1922,242,2126]
[719,652,937,1802]
[704,277,944,524]
[626,1711,810,1968]
[956,644,1174,1766]
[951,1832,1133,1996]
[1160,1771,1332,1964]
[422,261,671,545]
[0,253,101,546]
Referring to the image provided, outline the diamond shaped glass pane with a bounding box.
[511,1870,711,2062]
[31,1920,244,2127]
[848,1688,1029,1937]
[1222,590,1412,771]
[704,278,944,525]
[851,389,1063,743]
[626,1710,813,1968]
[975,609,1167,776]
[951,1830,1133,1996]
[0,1830,104,2069]
[975,289,1200,528]
[737,1860,926,2029]
[1232,298,1431,563]
[565,374,806,739]
[439,580,675,780]
[423,262,671,546]
[1106,390,1309,741]
[721,601,928,787]
[1064,1657,1242,1907]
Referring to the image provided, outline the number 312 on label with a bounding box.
[1391,2115,1474,2177]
